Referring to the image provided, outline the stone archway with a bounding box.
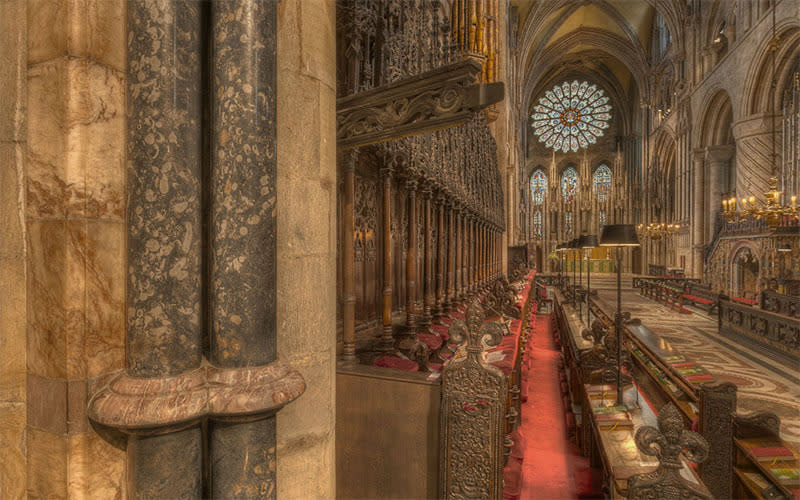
[730,244,761,299]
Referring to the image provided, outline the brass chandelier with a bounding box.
[721,5,800,229]
[636,222,681,240]
[721,178,799,228]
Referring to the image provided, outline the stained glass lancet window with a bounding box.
[531,169,547,205]
[534,209,542,236]
[593,164,612,202]
[599,210,607,228]
[561,167,579,203]
[565,211,573,238]
[530,80,611,153]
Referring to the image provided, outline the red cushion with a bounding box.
[430,323,449,340]
[373,356,418,371]
[502,456,523,500]
[418,332,443,351]
[683,294,712,305]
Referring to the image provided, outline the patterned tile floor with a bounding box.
[578,274,800,448]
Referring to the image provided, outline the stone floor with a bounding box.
[582,275,800,448]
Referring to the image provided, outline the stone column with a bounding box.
[435,193,446,315]
[209,2,288,495]
[446,203,456,310]
[342,151,357,361]
[705,145,735,243]
[405,179,418,333]
[692,148,706,278]
[422,186,433,327]
[120,3,204,497]
[733,114,776,201]
[380,166,394,347]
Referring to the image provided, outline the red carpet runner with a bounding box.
[505,311,599,500]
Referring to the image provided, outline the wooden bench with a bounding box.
[682,283,719,314]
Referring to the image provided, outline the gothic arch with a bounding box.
[729,241,763,298]
[697,89,734,147]
[743,23,800,115]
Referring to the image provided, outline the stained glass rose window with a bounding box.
[530,80,611,153]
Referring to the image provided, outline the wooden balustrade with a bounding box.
[719,298,800,364]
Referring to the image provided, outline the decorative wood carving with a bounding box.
[440,300,507,500]
[628,403,711,500]
[699,382,737,500]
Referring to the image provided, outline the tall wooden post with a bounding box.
[380,166,394,347]
[435,193,446,316]
[456,208,463,301]
[422,186,433,327]
[342,151,357,362]
[405,178,418,334]
[446,203,456,310]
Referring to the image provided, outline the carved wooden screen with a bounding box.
[354,173,380,327]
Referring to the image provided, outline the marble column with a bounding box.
[342,151,357,361]
[422,186,433,327]
[692,148,706,278]
[208,2,284,496]
[405,179,418,333]
[435,193,446,315]
[705,145,735,243]
[380,166,394,347]
[122,2,204,497]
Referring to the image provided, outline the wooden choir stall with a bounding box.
[332,0,541,498]
[548,274,800,500]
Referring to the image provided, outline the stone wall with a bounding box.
[276,1,337,498]
[0,1,27,497]
[0,1,338,498]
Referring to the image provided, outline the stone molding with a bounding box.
[88,359,305,433]
[733,113,782,139]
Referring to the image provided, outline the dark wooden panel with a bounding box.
[336,365,440,500]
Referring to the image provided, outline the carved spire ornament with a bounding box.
[628,403,711,500]
[440,300,507,499]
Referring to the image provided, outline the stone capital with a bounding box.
[705,144,735,163]
[692,148,707,163]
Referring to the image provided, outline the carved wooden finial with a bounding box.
[628,403,711,500]
[448,299,504,360]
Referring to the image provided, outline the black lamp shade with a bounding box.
[599,224,640,247]
[555,243,566,252]
[777,243,791,252]
[569,238,578,248]
[580,234,599,248]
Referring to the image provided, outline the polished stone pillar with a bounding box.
[380,166,394,347]
[208,3,290,496]
[405,179,418,333]
[125,2,203,497]
[446,203,456,310]
[435,194,446,315]
[342,151,357,361]
[422,187,433,327]
[692,149,706,278]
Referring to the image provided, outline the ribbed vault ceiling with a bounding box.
[515,0,682,117]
